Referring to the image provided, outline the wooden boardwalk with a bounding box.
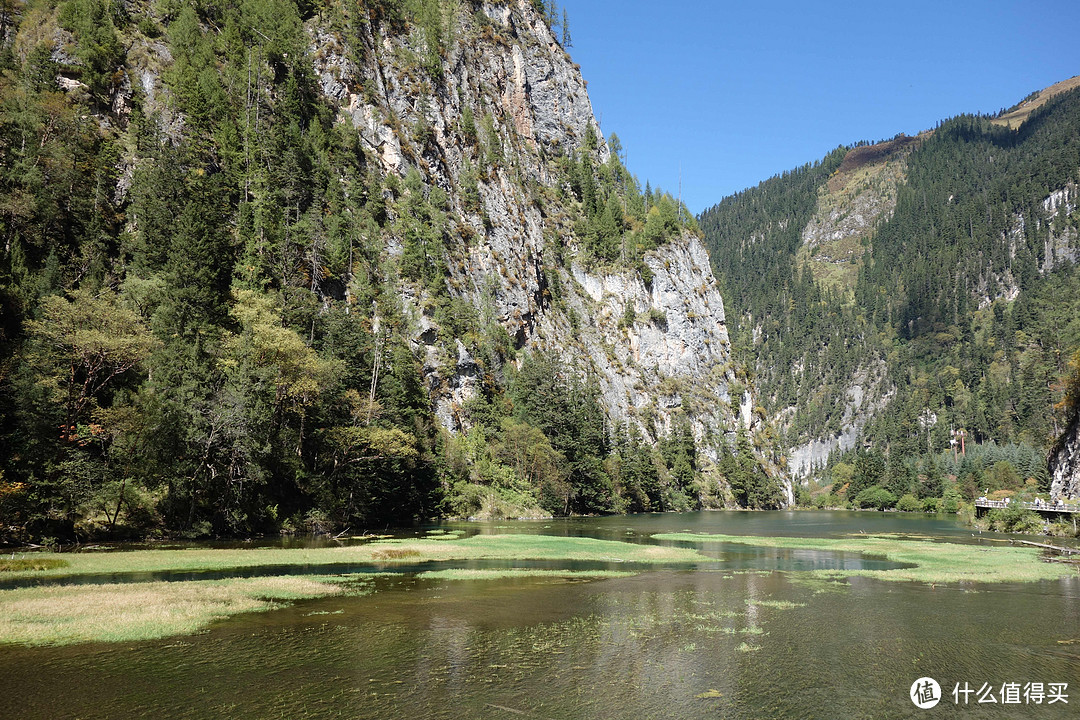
[974,499,1080,518]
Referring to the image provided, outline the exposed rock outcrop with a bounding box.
[1050,417,1080,500]
[297,1,759,495]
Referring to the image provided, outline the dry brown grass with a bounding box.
[0,535,710,646]
[826,135,920,193]
[0,576,348,647]
[994,75,1080,129]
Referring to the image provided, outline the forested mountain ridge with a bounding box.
[0,0,787,544]
[701,81,1080,500]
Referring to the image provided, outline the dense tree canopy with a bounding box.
[0,0,719,544]
[701,87,1080,499]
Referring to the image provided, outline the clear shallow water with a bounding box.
[2,511,1079,719]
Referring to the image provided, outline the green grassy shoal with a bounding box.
[0,575,357,647]
[653,533,1079,584]
[4,534,707,581]
[0,557,69,572]
[0,535,703,647]
[416,569,636,581]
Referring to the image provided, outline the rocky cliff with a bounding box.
[297,1,753,480]
[1050,417,1080,500]
[0,0,787,538]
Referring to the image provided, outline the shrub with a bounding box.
[986,506,1044,534]
[896,494,922,512]
[853,486,897,510]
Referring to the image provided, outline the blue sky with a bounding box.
[560,0,1080,214]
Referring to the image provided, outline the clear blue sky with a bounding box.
[560,0,1080,214]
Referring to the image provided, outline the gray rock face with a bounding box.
[1050,417,1080,500]
[1040,183,1080,273]
[786,359,892,478]
[565,233,738,458]
[295,0,767,498]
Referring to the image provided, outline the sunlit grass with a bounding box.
[416,569,635,581]
[654,532,1079,584]
[5,534,708,581]
[0,575,358,647]
[423,530,465,540]
[749,599,806,609]
[0,557,68,572]
[0,536,703,646]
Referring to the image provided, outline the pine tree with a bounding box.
[562,8,571,47]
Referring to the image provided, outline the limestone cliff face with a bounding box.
[785,359,892,477]
[564,234,740,460]
[1050,417,1080,500]
[306,2,751,492]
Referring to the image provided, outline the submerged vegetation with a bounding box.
[0,534,709,582]
[0,533,703,646]
[655,532,1080,584]
[3,523,1078,647]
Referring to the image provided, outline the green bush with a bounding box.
[896,493,922,512]
[986,506,1044,534]
[853,486,897,510]
[922,497,941,513]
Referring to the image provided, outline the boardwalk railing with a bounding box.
[974,499,1080,514]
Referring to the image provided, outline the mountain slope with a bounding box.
[700,82,1080,495]
[0,0,784,543]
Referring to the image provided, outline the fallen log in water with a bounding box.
[1016,539,1078,555]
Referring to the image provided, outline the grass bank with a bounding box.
[0,575,358,647]
[416,568,636,581]
[2,534,706,582]
[1,535,706,647]
[653,532,1079,584]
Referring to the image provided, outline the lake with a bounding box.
[2,510,1078,719]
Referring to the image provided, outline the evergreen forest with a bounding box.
[701,86,1080,514]
[0,0,767,546]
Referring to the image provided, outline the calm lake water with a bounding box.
[3,511,1079,719]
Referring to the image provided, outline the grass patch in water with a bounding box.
[370,548,422,560]
[695,625,737,634]
[0,575,362,646]
[737,642,762,652]
[786,574,850,595]
[653,532,1079,584]
[4,534,707,581]
[417,569,635,581]
[749,599,806,609]
[0,557,68,572]
[423,530,465,540]
[0,536,705,646]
